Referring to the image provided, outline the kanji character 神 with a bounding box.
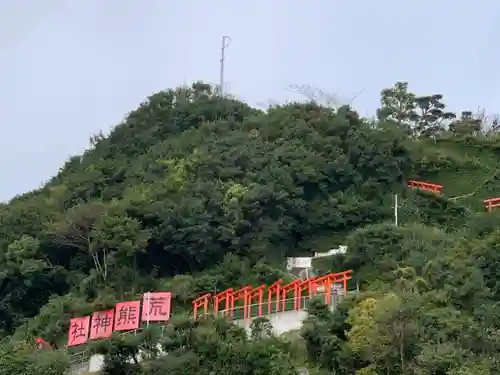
[92,313,112,334]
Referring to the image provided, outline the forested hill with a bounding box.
[3,81,500,374]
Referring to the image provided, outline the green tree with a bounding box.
[347,291,421,374]
[449,111,483,136]
[378,81,455,137]
[378,82,418,133]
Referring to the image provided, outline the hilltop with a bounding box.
[3,81,500,374]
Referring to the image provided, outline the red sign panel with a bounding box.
[67,316,90,347]
[89,310,114,340]
[114,300,140,331]
[141,292,171,322]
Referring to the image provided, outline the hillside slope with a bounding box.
[3,81,500,374]
[415,137,500,207]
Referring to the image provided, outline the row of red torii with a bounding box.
[407,179,500,212]
[64,270,353,348]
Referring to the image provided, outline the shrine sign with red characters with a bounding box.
[67,316,90,347]
[114,300,140,331]
[142,292,171,322]
[89,310,114,340]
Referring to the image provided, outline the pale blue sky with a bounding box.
[1,0,499,202]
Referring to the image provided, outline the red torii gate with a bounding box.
[233,286,252,319]
[407,180,443,194]
[297,276,317,309]
[484,197,500,212]
[281,279,301,312]
[248,284,266,317]
[214,288,234,316]
[192,293,211,320]
[267,280,282,314]
[311,270,353,304]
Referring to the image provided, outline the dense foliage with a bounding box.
[2,81,500,374]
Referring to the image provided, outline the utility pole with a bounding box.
[219,36,231,96]
[145,292,150,327]
[394,194,399,226]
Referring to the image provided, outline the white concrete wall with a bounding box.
[234,310,309,335]
[88,355,105,373]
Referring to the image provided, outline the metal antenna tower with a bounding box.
[219,36,231,96]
